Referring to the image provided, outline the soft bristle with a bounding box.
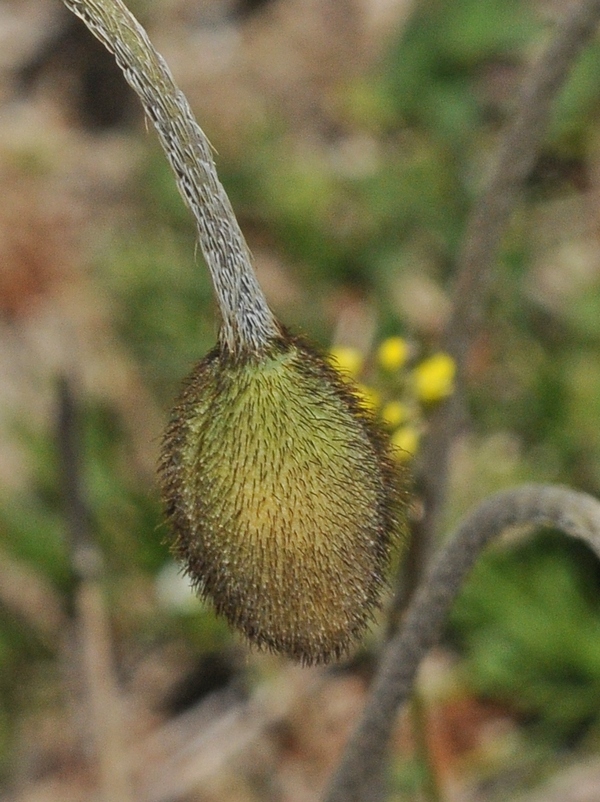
[159,334,408,665]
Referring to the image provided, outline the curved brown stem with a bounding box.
[420,0,600,546]
[450,0,600,366]
[324,484,600,802]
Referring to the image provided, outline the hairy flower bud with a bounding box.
[160,334,407,664]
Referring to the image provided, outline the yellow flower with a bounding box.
[381,400,409,428]
[391,426,420,460]
[329,346,364,378]
[413,352,455,402]
[377,337,409,372]
[355,383,380,411]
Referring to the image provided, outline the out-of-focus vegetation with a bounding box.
[2,0,600,799]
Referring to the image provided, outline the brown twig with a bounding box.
[57,377,134,802]
[324,484,600,801]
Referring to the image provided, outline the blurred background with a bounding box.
[2,0,600,799]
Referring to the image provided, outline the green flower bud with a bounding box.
[160,333,407,664]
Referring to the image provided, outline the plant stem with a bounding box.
[324,484,600,802]
[411,690,443,802]
[57,377,134,802]
[422,0,600,546]
[62,0,279,356]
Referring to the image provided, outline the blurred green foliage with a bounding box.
[450,531,600,741]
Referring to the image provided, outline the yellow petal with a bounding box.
[377,337,409,372]
[391,426,420,460]
[328,346,364,378]
[381,400,409,428]
[413,352,456,402]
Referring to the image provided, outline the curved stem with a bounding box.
[450,0,600,364]
[62,0,279,355]
[420,0,600,544]
[324,484,600,802]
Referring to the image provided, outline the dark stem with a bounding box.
[324,484,600,801]
[56,377,134,801]
[57,375,100,583]
[336,4,600,796]
[390,0,600,633]
[423,0,600,540]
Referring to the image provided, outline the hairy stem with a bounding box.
[452,0,600,362]
[392,10,600,791]
[324,484,600,802]
[420,0,600,542]
[62,0,279,355]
